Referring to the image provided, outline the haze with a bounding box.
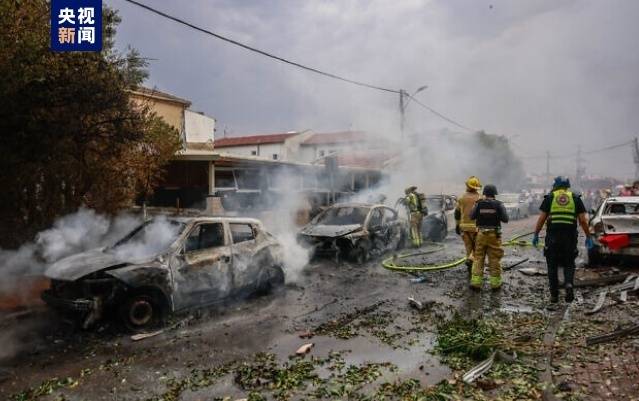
[110,0,639,179]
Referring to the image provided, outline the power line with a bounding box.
[121,0,400,94]
[407,94,475,132]
[120,0,482,134]
[520,139,635,160]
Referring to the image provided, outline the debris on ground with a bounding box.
[294,343,314,356]
[407,297,423,310]
[586,323,639,346]
[130,329,164,341]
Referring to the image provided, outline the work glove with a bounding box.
[455,225,461,236]
[585,237,594,250]
[532,233,540,248]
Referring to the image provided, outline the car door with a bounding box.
[172,222,233,309]
[381,207,402,249]
[368,208,388,252]
[229,222,261,290]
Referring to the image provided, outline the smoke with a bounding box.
[111,216,183,263]
[0,207,141,303]
[258,171,312,284]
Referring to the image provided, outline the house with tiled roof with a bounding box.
[213,130,313,161]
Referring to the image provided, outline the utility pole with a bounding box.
[575,145,586,190]
[546,150,551,184]
[633,137,639,180]
[399,89,407,140]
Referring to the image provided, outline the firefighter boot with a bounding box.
[565,285,574,303]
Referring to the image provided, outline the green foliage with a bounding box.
[0,0,179,247]
[436,313,501,360]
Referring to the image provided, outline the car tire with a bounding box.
[119,291,164,332]
[587,246,602,267]
[257,265,285,294]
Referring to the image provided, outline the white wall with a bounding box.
[184,110,215,143]
[216,143,284,160]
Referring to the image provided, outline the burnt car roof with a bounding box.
[325,202,381,208]
[167,216,263,225]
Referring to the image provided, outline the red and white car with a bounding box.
[589,196,639,264]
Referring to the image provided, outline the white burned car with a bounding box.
[42,216,284,330]
[297,203,407,263]
[589,196,639,264]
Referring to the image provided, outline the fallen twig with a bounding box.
[586,323,639,346]
[131,329,164,341]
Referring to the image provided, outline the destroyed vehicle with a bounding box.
[297,203,407,263]
[588,196,639,265]
[422,195,456,242]
[497,193,529,220]
[42,216,285,331]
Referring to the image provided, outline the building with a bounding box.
[130,88,384,213]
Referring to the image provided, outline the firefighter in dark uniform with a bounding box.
[532,176,593,308]
[469,184,509,290]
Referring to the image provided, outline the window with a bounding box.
[185,223,225,252]
[230,223,256,243]
[382,208,397,223]
[215,170,236,189]
[272,154,278,160]
[369,209,383,228]
[235,169,260,190]
[251,150,257,156]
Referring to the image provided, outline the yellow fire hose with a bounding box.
[381,231,543,272]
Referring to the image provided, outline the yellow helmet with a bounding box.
[466,176,482,190]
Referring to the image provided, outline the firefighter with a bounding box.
[532,176,592,308]
[469,184,509,290]
[404,186,423,247]
[455,176,482,274]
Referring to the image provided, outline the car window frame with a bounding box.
[183,222,228,254]
[368,208,384,229]
[229,222,258,244]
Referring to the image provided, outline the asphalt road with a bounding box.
[0,215,556,400]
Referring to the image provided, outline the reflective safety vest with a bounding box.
[549,189,576,225]
[407,193,421,213]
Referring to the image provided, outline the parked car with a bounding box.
[497,193,529,220]
[588,196,639,265]
[42,216,284,331]
[297,203,407,263]
[422,195,456,242]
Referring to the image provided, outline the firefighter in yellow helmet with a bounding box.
[404,186,424,247]
[455,176,482,275]
[469,184,509,290]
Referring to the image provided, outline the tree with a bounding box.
[0,0,180,248]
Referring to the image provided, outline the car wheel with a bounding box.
[587,246,602,267]
[257,265,285,294]
[119,291,164,332]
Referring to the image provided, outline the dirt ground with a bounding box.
[1,215,638,401]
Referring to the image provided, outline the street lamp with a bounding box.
[399,85,428,139]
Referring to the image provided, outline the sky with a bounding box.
[108,0,639,179]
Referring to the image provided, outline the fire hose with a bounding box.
[381,231,543,272]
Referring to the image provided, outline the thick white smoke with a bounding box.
[111,216,183,263]
[259,171,312,284]
[0,207,141,299]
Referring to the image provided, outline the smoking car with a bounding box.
[297,203,407,263]
[422,195,456,242]
[497,193,529,220]
[42,216,285,331]
[588,196,639,265]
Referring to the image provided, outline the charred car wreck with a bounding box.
[297,203,407,263]
[589,196,639,265]
[42,216,284,330]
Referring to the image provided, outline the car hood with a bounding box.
[300,224,362,238]
[45,247,148,281]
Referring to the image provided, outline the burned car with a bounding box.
[497,193,529,220]
[42,216,284,331]
[297,203,407,264]
[422,195,456,242]
[588,196,639,265]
